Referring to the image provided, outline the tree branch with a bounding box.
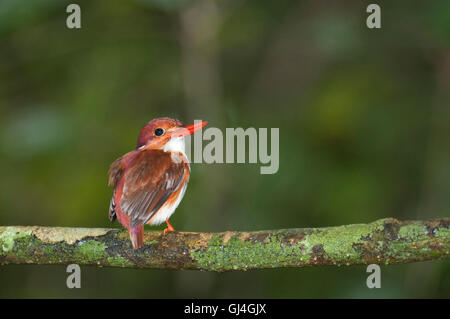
[0,218,449,271]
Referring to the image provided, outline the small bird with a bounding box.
[108,117,207,249]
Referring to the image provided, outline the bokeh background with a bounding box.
[0,0,449,298]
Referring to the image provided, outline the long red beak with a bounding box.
[174,121,208,137]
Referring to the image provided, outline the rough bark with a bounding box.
[0,218,449,271]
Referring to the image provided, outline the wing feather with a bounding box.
[119,150,188,229]
[108,155,126,222]
[109,195,117,222]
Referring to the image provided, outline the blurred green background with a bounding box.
[0,0,449,298]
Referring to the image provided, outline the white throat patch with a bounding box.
[163,137,187,160]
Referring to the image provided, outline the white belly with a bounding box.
[149,180,188,225]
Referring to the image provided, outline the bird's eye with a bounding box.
[154,128,165,136]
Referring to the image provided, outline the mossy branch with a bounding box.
[0,218,449,271]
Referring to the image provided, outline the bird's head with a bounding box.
[137,117,207,151]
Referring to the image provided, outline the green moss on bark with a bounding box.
[0,218,449,270]
[0,227,32,253]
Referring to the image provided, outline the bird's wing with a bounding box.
[108,155,125,187]
[109,195,117,222]
[108,155,126,222]
[120,150,188,228]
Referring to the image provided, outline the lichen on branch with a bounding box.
[0,218,449,271]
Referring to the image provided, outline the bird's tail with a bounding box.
[129,225,144,250]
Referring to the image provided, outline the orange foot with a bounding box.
[163,218,175,234]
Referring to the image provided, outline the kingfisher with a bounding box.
[108,117,207,249]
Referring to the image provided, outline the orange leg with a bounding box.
[163,218,175,233]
